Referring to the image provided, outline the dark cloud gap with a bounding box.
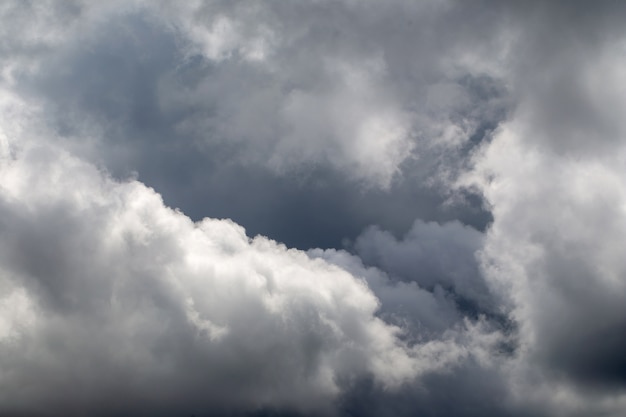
[146,162,493,250]
[337,363,542,417]
[553,320,626,388]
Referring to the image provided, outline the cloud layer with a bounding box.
[1,1,626,416]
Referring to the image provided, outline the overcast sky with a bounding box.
[1,1,626,416]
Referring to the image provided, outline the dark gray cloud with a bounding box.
[11,1,504,248]
[2,0,626,416]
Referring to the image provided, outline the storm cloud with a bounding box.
[1,0,626,416]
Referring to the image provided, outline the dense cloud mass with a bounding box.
[1,0,626,416]
[0,134,471,416]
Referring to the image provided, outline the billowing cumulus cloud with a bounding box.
[0,99,476,416]
[2,0,626,416]
[464,119,626,414]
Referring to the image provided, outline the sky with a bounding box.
[1,1,626,416]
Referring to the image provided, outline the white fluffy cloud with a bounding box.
[454,7,626,412]
[0,90,478,416]
[463,117,626,415]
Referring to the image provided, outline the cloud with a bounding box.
[447,3,626,414]
[0,91,481,416]
[466,121,626,401]
[352,221,493,313]
[501,0,626,155]
[12,0,507,185]
[6,0,500,250]
[3,0,626,416]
